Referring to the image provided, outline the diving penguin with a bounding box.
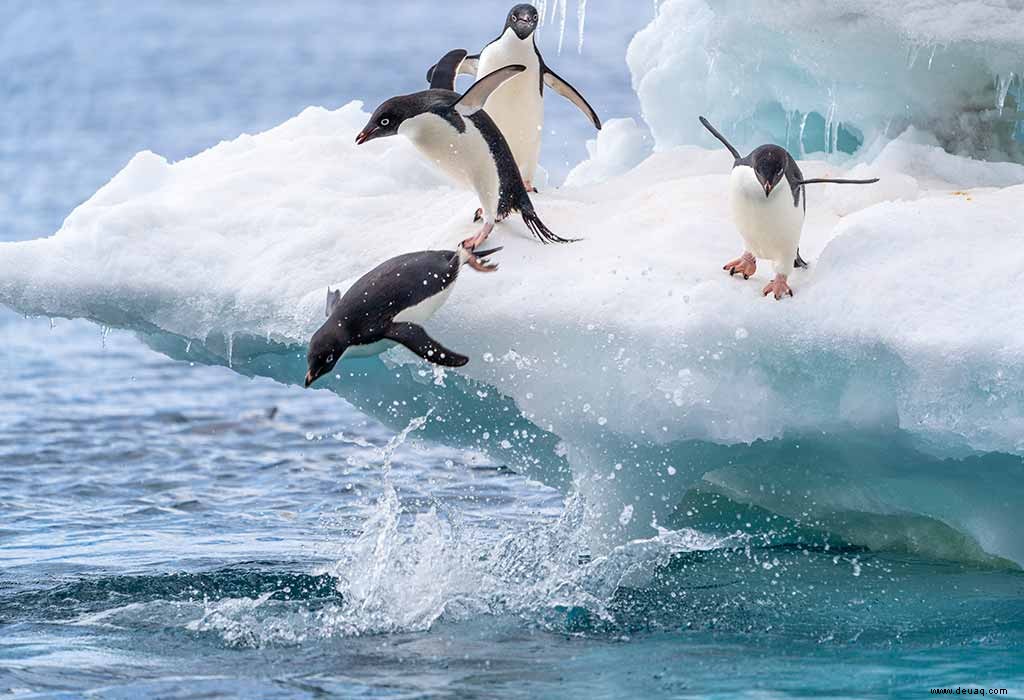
[304,246,500,388]
[357,51,573,250]
[426,3,602,192]
[699,116,880,300]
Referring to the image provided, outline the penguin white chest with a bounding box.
[728,166,804,263]
[477,31,544,177]
[400,113,500,214]
[394,282,455,325]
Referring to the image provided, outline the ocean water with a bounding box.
[2,3,1023,699]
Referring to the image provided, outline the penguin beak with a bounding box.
[304,370,317,388]
[355,127,378,145]
[764,181,773,198]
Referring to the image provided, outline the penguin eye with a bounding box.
[380,117,390,126]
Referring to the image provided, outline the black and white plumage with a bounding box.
[357,53,572,249]
[699,116,879,300]
[304,246,500,388]
[425,3,602,191]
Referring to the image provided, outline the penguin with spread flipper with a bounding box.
[304,246,500,388]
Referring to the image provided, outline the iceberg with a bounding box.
[628,0,1024,162]
[3,99,1023,567]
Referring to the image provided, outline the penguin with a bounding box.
[304,246,500,388]
[425,3,602,192]
[699,116,879,300]
[357,50,573,250]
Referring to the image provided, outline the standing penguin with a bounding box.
[699,117,879,300]
[304,246,500,388]
[426,3,602,192]
[357,51,573,250]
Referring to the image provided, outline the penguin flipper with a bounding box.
[794,250,809,269]
[542,68,601,130]
[698,116,742,160]
[426,52,479,88]
[384,322,469,368]
[455,65,526,114]
[428,49,471,91]
[325,288,342,318]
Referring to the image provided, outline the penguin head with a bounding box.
[750,146,788,198]
[304,322,349,388]
[506,4,539,39]
[356,97,417,145]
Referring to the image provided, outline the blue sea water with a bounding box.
[1,3,1023,699]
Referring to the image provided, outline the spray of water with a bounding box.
[186,412,733,646]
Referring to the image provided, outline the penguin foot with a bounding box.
[474,209,509,224]
[762,275,793,300]
[465,248,500,273]
[461,222,494,251]
[724,252,757,280]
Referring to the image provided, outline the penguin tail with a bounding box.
[794,249,809,269]
[516,195,579,245]
[471,246,503,259]
[458,244,502,272]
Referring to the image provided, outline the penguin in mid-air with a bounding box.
[304,246,500,388]
[699,116,879,300]
[426,3,602,192]
[357,50,573,250]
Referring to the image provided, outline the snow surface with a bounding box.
[628,0,1024,161]
[2,100,1023,564]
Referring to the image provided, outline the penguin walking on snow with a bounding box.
[699,116,879,300]
[426,3,602,193]
[304,246,500,388]
[357,50,573,250]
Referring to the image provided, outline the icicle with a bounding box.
[798,112,811,157]
[996,72,1015,115]
[577,0,587,52]
[536,0,549,34]
[825,85,838,154]
[1016,78,1024,140]
[557,0,568,54]
[100,325,110,349]
[185,339,192,354]
[906,42,922,70]
[48,317,55,330]
[226,332,234,369]
[927,45,937,71]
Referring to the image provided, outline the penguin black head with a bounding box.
[750,146,789,198]
[304,321,350,388]
[506,4,539,40]
[356,95,423,145]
